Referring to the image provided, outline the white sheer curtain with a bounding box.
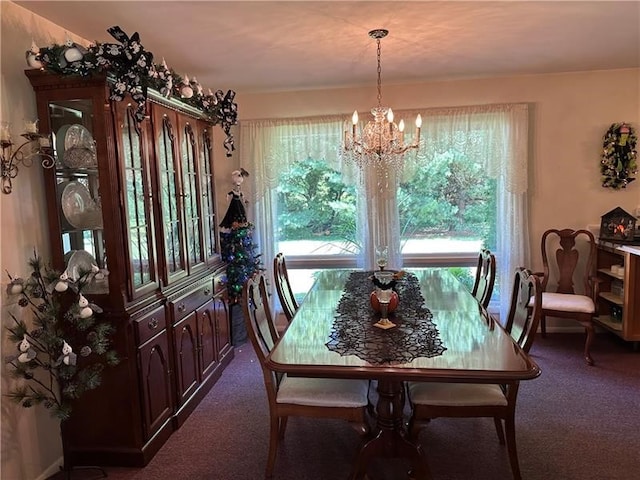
[401,103,530,320]
[240,103,529,320]
[239,116,362,282]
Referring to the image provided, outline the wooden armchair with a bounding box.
[241,272,370,479]
[407,268,542,480]
[536,228,598,365]
[471,248,497,308]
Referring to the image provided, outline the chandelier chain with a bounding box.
[376,37,382,108]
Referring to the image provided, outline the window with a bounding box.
[276,157,358,257]
[398,151,497,256]
[242,103,529,318]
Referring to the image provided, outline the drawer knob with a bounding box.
[177,303,186,313]
[204,288,211,296]
[148,318,159,330]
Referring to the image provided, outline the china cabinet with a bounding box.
[594,241,640,345]
[26,70,233,467]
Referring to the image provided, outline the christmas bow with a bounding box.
[97,26,154,122]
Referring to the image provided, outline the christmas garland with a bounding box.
[600,122,637,189]
[26,26,238,156]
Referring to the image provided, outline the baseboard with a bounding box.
[35,457,63,480]
[542,324,611,334]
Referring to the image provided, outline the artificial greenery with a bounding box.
[4,252,118,420]
[220,224,262,303]
[29,26,238,155]
[601,122,638,189]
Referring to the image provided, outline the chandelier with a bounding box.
[341,29,421,172]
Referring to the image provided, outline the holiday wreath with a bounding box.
[600,122,637,189]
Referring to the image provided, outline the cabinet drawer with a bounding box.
[170,283,214,323]
[134,306,167,346]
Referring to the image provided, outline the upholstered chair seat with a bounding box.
[407,382,507,407]
[278,375,369,408]
[539,292,595,313]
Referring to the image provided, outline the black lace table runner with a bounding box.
[326,271,446,365]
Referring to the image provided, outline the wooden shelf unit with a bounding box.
[594,242,640,344]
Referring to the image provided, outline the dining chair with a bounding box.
[241,272,370,479]
[536,228,598,365]
[407,267,542,480]
[273,252,299,326]
[471,248,496,308]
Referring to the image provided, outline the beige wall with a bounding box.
[1,3,88,479]
[1,0,639,478]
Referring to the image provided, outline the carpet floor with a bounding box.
[59,332,640,480]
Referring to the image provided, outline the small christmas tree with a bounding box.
[4,251,118,420]
[219,169,261,303]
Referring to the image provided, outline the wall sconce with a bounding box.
[1,120,55,194]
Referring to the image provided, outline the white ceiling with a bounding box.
[14,1,640,94]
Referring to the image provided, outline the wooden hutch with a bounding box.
[26,70,233,467]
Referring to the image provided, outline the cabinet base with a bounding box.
[173,348,235,429]
[66,418,174,468]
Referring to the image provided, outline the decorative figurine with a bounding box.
[58,341,77,366]
[219,168,250,229]
[17,337,37,363]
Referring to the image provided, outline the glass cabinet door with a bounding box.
[153,105,187,284]
[115,101,159,298]
[198,122,219,263]
[178,118,205,271]
[48,99,108,294]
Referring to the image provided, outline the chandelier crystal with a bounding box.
[341,29,422,172]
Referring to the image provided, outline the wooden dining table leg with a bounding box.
[349,378,432,480]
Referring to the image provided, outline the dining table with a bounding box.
[265,268,541,480]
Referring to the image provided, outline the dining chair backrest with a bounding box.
[540,228,596,296]
[471,248,496,308]
[505,267,541,354]
[274,253,299,323]
[242,272,281,401]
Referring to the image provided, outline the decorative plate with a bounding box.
[64,250,98,281]
[57,124,97,168]
[60,181,102,229]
